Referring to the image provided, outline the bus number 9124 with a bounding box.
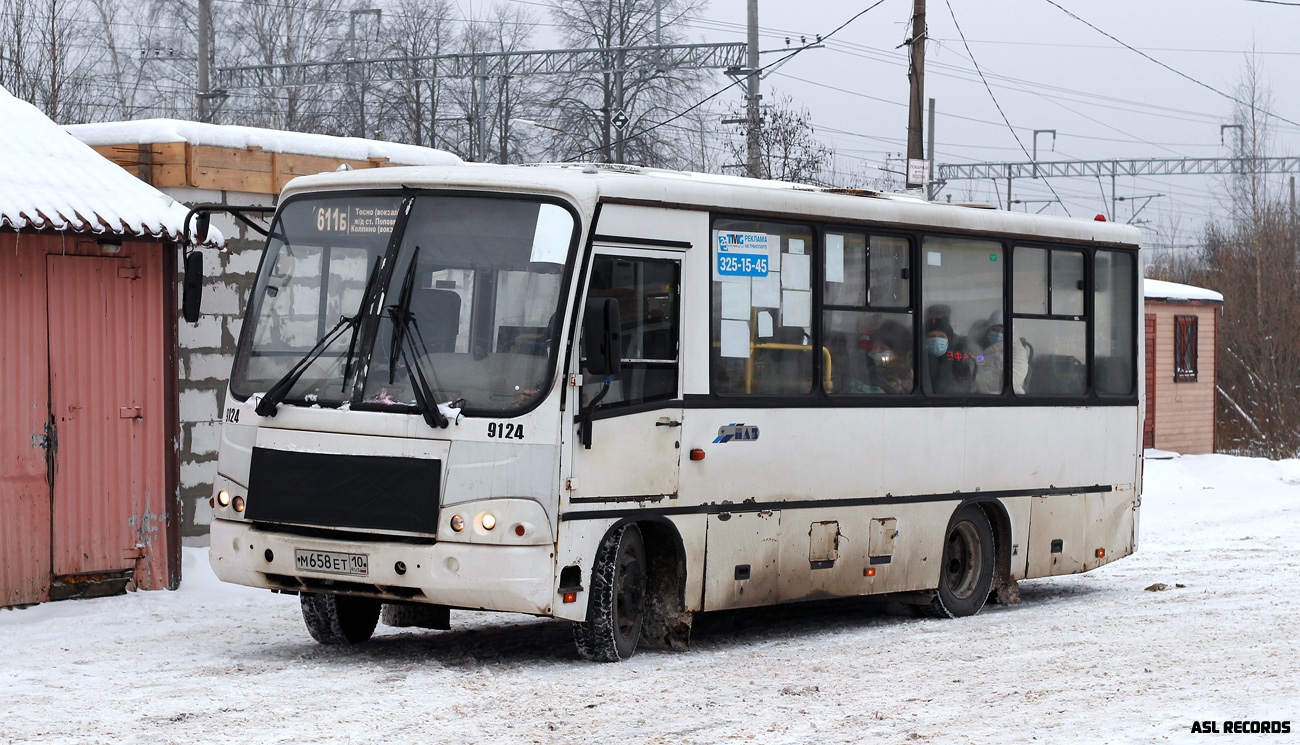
[487,422,525,439]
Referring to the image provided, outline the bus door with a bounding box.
[571,249,683,501]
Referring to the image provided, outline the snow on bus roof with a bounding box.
[0,86,220,244]
[65,118,463,167]
[282,162,1144,247]
[1144,278,1224,303]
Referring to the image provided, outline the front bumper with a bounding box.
[209,518,556,616]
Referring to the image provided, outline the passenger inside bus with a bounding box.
[972,308,1030,395]
[923,307,973,394]
[865,320,913,394]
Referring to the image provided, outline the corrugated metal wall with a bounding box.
[0,234,54,606]
[1,234,178,606]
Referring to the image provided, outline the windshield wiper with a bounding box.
[255,255,385,417]
[254,314,356,417]
[384,247,449,429]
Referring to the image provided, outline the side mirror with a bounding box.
[182,251,204,323]
[581,297,622,377]
[194,211,211,243]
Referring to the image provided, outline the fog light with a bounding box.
[217,489,230,507]
[232,496,245,513]
[450,515,464,532]
[482,513,497,531]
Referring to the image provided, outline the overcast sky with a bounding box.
[576,0,1300,249]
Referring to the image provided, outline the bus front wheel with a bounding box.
[300,592,381,644]
[573,524,647,662]
[922,505,996,619]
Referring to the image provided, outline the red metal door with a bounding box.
[0,237,53,606]
[47,256,145,577]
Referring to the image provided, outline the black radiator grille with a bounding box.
[245,447,441,535]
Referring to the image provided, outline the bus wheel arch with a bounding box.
[571,517,691,661]
[921,502,997,619]
[635,518,692,652]
[971,499,1020,604]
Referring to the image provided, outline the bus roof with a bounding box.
[281,162,1142,248]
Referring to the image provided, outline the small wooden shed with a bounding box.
[1143,279,1223,454]
[0,87,218,606]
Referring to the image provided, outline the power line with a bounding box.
[1042,0,1300,129]
[579,0,890,162]
[943,0,1071,215]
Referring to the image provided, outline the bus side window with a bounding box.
[1012,246,1088,397]
[824,232,914,396]
[1093,250,1135,395]
[920,236,1005,396]
[583,255,680,409]
[711,219,816,395]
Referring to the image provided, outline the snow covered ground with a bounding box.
[2,454,1297,744]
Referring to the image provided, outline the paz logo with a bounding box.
[713,423,760,443]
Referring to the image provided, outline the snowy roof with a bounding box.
[0,86,219,244]
[65,119,463,167]
[1144,278,1224,303]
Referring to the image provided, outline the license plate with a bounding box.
[294,549,369,577]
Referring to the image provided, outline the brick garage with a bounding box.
[1143,279,1223,455]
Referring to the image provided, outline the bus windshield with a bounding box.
[230,192,576,416]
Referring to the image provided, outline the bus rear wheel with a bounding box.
[573,524,647,662]
[300,592,381,644]
[922,505,996,619]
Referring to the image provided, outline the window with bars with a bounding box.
[1174,315,1198,382]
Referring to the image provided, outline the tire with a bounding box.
[300,592,381,645]
[921,505,996,619]
[573,524,647,662]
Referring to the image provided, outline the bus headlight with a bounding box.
[217,489,231,507]
[232,496,245,513]
[481,513,497,531]
[450,515,465,532]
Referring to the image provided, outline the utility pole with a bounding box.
[745,0,761,179]
[654,0,665,73]
[614,48,626,163]
[197,0,211,123]
[926,97,936,200]
[905,0,926,189]
[476,56,488,162]
[349,9,382,139]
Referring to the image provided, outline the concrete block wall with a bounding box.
[167,188,274,544]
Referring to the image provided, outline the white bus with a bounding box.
[207,163,1142,661]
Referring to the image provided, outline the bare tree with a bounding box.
[724,92,833,184]
[222,0,349,132]
[546,0,710,166]
[375,0,456,149]
[1199,63,1300,457]
[0,0,97,122]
